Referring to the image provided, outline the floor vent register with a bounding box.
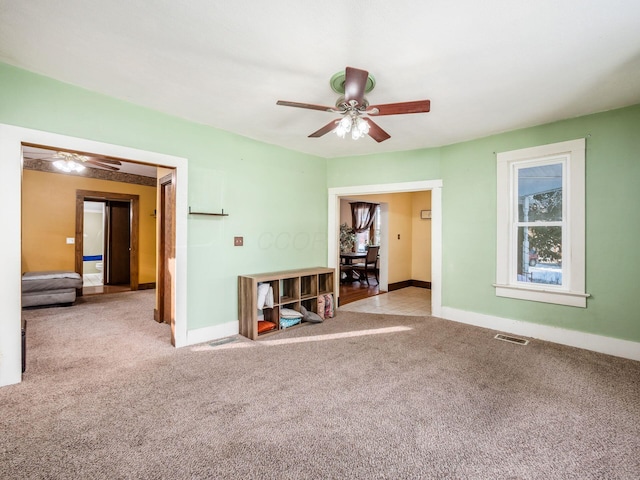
[494,333,529,345]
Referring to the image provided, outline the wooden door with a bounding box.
[157,173,176,345]
[105,200,131,285]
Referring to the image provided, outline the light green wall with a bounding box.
[3,62,639,343]
[0,63,328,330]
[328,104,640,343]
[326,148,442,187]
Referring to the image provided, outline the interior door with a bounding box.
[105,200,131,285]
[158,172,176,345]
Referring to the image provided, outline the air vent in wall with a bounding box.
[494,334,529,345]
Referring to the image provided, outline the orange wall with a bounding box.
[21,169,157,283]
[411,190,432,282]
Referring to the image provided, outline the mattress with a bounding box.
[21,288,77,307]
[21,271,83,292]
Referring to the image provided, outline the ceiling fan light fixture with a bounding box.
[356,116,370,135]
[53,159,86,173]
[278,66,429,143]
[335,116,352,138]
[335,114,370,140]
[52,151,87,173]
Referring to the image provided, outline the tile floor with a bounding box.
[338,286,431,316]
[83,273,103,287]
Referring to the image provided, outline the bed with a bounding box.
[21,271,83,307]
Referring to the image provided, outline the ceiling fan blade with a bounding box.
[308,120,340,138]
[367,100,431,116]
[343,67,369,106]
[86,156,121,165]
[363,118,391,143]
[84,160,120,171]
[277,100,337,112]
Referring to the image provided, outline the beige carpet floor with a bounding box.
[2,290,639,479]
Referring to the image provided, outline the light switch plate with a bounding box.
[66,237,75,244]
[234,236,243,246]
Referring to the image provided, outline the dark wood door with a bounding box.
[105,200,131,285]
[158,172,176,345]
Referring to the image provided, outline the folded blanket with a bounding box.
[280,308,302,319]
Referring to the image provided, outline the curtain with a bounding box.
[351,202,378,233]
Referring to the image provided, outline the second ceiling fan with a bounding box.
[277,66,430,142]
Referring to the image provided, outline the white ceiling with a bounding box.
[2,1,640,159]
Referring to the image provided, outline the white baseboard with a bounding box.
[440,307,640,362]
[185,321,239,347]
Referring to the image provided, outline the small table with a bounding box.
[340,252,367,283]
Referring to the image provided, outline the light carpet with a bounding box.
[2,290,639,479]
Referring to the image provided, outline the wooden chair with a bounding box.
[351,245,379,285]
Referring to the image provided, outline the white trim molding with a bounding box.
[441,307,640,362]
[328,180,443,318]
[496,138,587,307]
[186,321,239,347]
[0,124,189,387]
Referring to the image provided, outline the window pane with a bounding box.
[518,163,563,222]
[355,231,369,252]
[516,226,562,285]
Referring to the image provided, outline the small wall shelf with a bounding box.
[188,207,228,216]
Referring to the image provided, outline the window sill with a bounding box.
[493,284,589,308]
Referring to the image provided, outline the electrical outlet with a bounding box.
[234,236,244,246]
[66,237,75,244]
[397,234,400,240]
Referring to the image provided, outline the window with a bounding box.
[355,204,381,252]
[495,139,588,307]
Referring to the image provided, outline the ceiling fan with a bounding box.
[277,66,431,142]
[23,147,122,173]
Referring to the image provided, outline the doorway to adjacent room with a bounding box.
[81,198,135,295]
[75,190,140,295]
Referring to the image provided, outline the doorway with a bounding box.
[75,190,140,295]
[82,199,135,294]
[338,200,383,305]
[328,180,443,318]
[83,201,105,288]
[2,124,190,387]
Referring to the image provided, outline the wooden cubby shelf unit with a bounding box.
[238,267,335,340]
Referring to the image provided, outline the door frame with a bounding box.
[157,172,176,345]
[328,180,443,318]
[1,124,189,387]
[75,190,140,291]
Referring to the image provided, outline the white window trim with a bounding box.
[495,138,588,308]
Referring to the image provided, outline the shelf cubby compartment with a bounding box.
[279,301,304,331]
[262,305,279,322]
[258,306,280,336]
[279,277,299,305]
[300,275,318,300]
[260,280,280,300]
[318,272,334,295]
[301,298,318,314]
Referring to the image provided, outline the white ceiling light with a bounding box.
[52,152,86,173]
[335,113,370,140]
